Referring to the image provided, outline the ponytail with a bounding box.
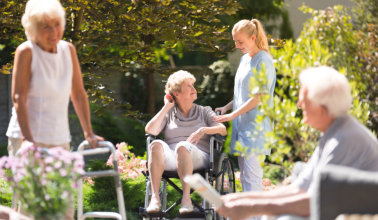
[251,19,270,55]
[232,19,271,55]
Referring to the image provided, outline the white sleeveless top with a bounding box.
[6,40,73,145]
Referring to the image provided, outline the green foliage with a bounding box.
[263,164,288,185]
[223,0,293,39]
[0,178,12,207]
[73,104,146,156]
[81,160,145,219]
[196,60,234,109]
[351,0,378,132]
[261,38,329,167]
[0,143,8,157]
[351,0,377,30]
[279,8,294,39]
[256,4,374,172]
[82,160,201,219]
[299,5,377,132]
[0,0,241,114]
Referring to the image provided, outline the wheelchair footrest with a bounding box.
[139,207,170,218]
[139,207,207,219]
[175,211,206,219]
[80,211,122,220]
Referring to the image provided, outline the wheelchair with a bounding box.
[139,134,235,220]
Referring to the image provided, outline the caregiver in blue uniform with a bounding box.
[214,19,276,194]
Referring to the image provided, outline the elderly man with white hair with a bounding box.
[216,66,378,220]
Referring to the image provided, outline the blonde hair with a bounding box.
[22,0,66,42]
[165,70,196,94]
[232,19,270,54]
[299,66,352,117]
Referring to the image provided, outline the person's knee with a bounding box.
[176,145,190,158]
[150,142,163,153]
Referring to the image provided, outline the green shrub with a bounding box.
[254,5,373,174]
[299,5,376,132]
[263,164,288,185]
[71,104,146,156]
[0,143,8,157]
[0,178,12,207]
[82,159,202,219]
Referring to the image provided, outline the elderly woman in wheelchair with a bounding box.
[144,70,227,215]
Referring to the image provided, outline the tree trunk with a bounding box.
[144,70,155,115]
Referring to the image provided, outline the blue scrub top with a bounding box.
[231,50,276,155]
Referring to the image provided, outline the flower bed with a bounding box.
[0,143,84,219]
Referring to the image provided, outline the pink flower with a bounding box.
[74,167,85,175]
[262,178,272,187]
[106,143,146,179]
[44,156,54,164]
[35,152,42,159]
[54,161,62,169]
[41,179,47,186]
[61,191,69,199]
[45,166,53,172]
[129,171,138,179]
[234,171,241,182]
[84,177,94,185]
[60,169,67,177]
[71,182,79,188]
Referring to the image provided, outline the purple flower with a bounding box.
[71,182,79,188]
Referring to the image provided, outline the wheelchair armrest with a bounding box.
[146,134,159,145]
[145,133,159,139]
[311,165,378,220]
[212,134,226,143]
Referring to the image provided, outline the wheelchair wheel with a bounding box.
[215,153,235,194]
[214,153,235,220]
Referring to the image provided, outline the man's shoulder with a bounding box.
[333,115,376,144]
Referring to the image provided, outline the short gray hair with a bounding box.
[22,0,66,42]
[299,66,351,117]
[165,70,196,94]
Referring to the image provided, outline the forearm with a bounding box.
[72,94,93,137]
[13,99,33,142]
[145,105,171,135]
[232,96,260,118]
[221,190,310,219]
[234,184,302,199]
[201,124,227,136]
[262,192,310,216]
[224,101,233,112]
